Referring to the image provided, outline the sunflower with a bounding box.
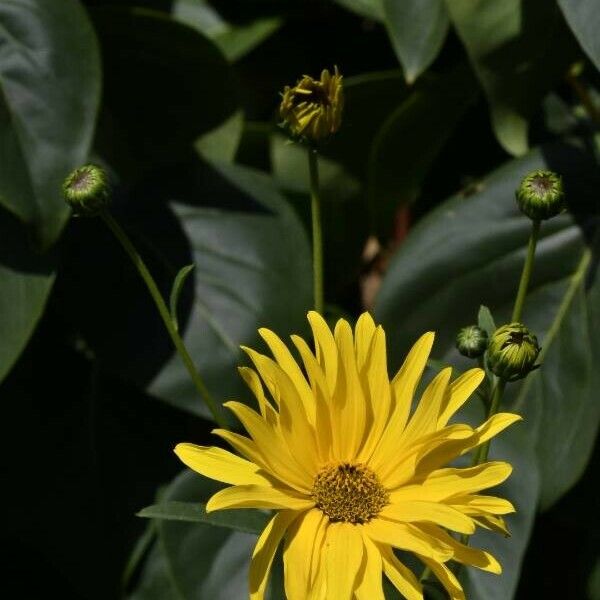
[175,312,520,599]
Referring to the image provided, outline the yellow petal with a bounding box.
[369,332,434,472]
[471,514,511,536]
[380,545,423,600]
[354,534,384,600]
[259,327,316,423]
[206,484,313,512]
[450,494,516,515]
[437,368,485,428]
[324,522,364,598]
[365,519,453,561]
[418,524,502,574]
[250,510,298,600]
[357,327,391,463]
[174,443,272,486]
[354,311,377,371]
[224,401,313,492]
[283,509,327,600]
[418,556,465,600]
[389,462,513,503]
[380,500,475,535]
[463,413,523,453]
[332,319,366,460]
[238,366,277,425]
[307,311,338,395]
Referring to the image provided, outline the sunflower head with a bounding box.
[516,169,565,221]
[175,311,521,599]
[63,164,111,217]
[487,322,540,381]
[279,67,344,143]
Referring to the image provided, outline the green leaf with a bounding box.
[149,161,312,419]
[445,0,575,156]
[478,305,497,337]
[513,251,600,509]
[195,111,245,164]
[0,0,101,245]
[374,140,600,516]
[170,265,195,331]
[173,0,282,62]
[138,500,269,535]
[366,64,477,237]
[131,471,258,599]
[0,212,55,384]
[558,0,600,71]
[332,0,384,21]
[91,7,237,168]
[383,0,449,83]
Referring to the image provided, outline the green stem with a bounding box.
[101,211,226,427]
[511,220,541,322]
[308,148,324,314]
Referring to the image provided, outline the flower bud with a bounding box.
[487,323,540,381]
[63,164,111,217]
[279,67,344,143]
[515,170,565,221]
[456,325,488,358]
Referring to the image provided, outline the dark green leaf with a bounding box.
[138,500,269,535]
[383,0,449,83]
[445,0,576,156]
[0,212,55,384]
[366,64,477,237]
[332,0,384,21]
[149,161,312,419]
[375,140,600,517]
[558,0,600,71]
[0,0,101,245]
[170,265,195,331]
[478,305,497,337]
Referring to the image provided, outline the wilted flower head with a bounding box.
[175,311,520,599]
[279,67,344,143]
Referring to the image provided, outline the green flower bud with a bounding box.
[63,164,111,217]
[456,325,488,358]
[515,170,565,221]
[487,322,540,382]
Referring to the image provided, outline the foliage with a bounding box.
[1,0,598,598]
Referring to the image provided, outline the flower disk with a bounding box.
[175,311,522,600]
[312,462,388,524]
[279,67,343,143]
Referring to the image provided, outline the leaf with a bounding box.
[332,0,384,21]
[91,7,237,168]
[558,0,600,72]
[382,0,449,83]
[478,305,497,337]
[173,0,282,62]
[374,139,600,517]
[170,265,195,332]
[131,471,258,599]
[138,500,270,535]
[445,0,576,156]
[0,0,101,245]
[149,161,312,418]
[366,64,478,237]
[513,251,600,509]
[0,212,55,384]
[195,111,245,164]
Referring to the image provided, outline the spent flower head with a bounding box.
[175,312,520,599]
[279,67,344,143]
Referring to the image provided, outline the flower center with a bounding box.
[312,462,388,524]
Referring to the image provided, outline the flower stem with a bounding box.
[511,220,541,323]
[308,147,324,314]
[100,211,226,427]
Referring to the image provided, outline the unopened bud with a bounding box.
[279,67,344,143]
[456,325,488,358]
[516,170,565,221]
[487,323,540,381]
[63,164,111,217]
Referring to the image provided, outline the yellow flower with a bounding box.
[175,312,520,599]
[279,67,344,142]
